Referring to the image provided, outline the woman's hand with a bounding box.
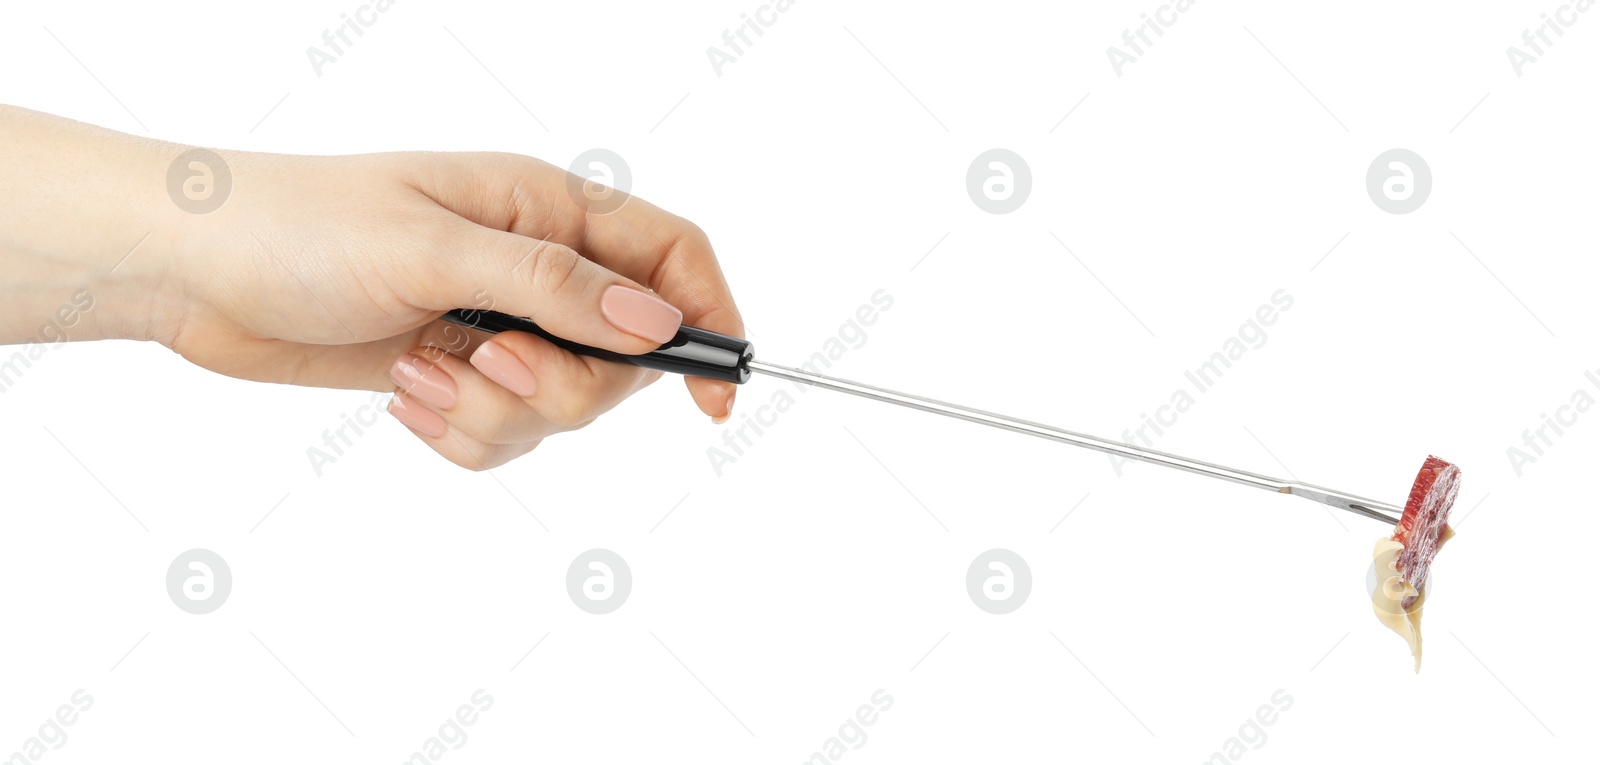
[0,106,743,469]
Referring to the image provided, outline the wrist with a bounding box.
[0,106,192,346]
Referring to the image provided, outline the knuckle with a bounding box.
[411,343,453,365]
[688,223,713,251]
[671,214,711,245]
[486,402,529,442]
[670,220,715,264]
[489,151,551,176]
[540,396,592,430]
[523,241,585,297]
[447,402,524,446]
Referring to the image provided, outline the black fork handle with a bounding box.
[441,309,754,384]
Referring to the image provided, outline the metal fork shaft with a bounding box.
[747,360,1401,525]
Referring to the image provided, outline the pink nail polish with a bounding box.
[470,342,538,397]
[388,393,448,438]
[389,353,458,409]
[601,285,683,344]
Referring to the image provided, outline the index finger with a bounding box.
[574,195,745,421]
[407,153,742,337]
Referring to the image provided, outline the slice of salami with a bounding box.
[1391,455,1461,607]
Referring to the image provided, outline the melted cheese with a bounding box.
[1370,526,1453,672]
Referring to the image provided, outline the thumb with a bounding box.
[421,223,682,354]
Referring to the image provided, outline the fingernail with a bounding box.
[389,353,457,409]
[712,386,736,424]
[388,393,448,438]
[470,342,538,397]
[601,284,682,344]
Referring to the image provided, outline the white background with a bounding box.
[2,1,1596,762]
